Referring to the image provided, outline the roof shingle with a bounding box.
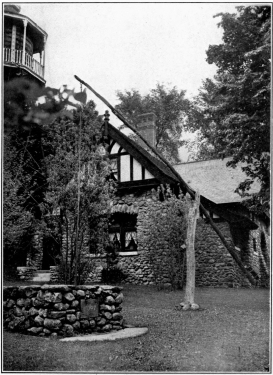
[173,158,261,204]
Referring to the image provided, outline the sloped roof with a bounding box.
[173,158,261,204]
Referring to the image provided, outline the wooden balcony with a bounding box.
[4,47,44,80]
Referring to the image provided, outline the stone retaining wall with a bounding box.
[17,266,37,281]
[3,285,124,337]
[49,266,61,283]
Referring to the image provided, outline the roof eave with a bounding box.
[4,12,48,38]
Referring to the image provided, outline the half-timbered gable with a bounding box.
[104,121,178,189]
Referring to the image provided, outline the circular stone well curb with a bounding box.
[59,327,148,342]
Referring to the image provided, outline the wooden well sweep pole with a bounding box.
[74,75,256,286]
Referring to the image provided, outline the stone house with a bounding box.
[18,112,270,287]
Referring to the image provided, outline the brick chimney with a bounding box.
[136,113,156,149]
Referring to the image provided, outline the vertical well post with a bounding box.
[183,191,200,309]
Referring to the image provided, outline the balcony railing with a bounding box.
[4,47,44,79]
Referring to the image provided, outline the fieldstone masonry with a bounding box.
[17,266,37,281]
[49,266,60,283]
[3,285,124,337]
[195,220,249,287]
[20,187,269,288]
[85,189,269,288]
[87,189,167,286]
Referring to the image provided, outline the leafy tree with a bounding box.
[3,140,35,270]
[3,79,82,220]
[3,78,54,272]
[116,84,190,163]
[4,80,48,220]
[185,6,271,214]
[42,102,115,284]
[4,79,109,284]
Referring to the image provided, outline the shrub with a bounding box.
[101,244,127,284]
[101,267,127,284]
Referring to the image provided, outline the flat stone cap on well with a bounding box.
[60,327,148,342]
[3,284,123,292]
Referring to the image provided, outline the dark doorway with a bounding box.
[42,235,60,270]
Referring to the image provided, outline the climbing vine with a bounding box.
[146,188,188,289]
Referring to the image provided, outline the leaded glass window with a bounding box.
[109,213,138,252]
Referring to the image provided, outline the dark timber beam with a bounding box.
[74,75,257,286]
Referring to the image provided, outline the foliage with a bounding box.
[101,267,128,284]
[3,140,35,268]
[101,245,128,283]
[41,102,116,284]
[4,78,87,131]
[57,255,96,285]
[4,83,47,220]
[116,83,190,163]
[3,76,113,284]
[185,6,271,214]
[3,78,87,230]
[146,188,188,289]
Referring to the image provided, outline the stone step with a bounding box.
[36,270,51,273]
[32,271,51,282]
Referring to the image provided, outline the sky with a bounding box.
[19,2,239,161]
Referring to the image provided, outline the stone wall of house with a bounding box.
[84,188,184,287]
[116,253,156,285]
[24,186,269,289]
[3,285,124,337]
[245,218,269,287]
[85,190,253,288]
[195,220,249,287]
[229,217,270,287]
[85,189,160,285]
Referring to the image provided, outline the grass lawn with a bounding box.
[3,285,270,372]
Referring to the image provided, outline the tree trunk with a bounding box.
[182,191,200,310]
[74,109,82,286]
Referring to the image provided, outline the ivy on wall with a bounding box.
[145,188,188,289]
